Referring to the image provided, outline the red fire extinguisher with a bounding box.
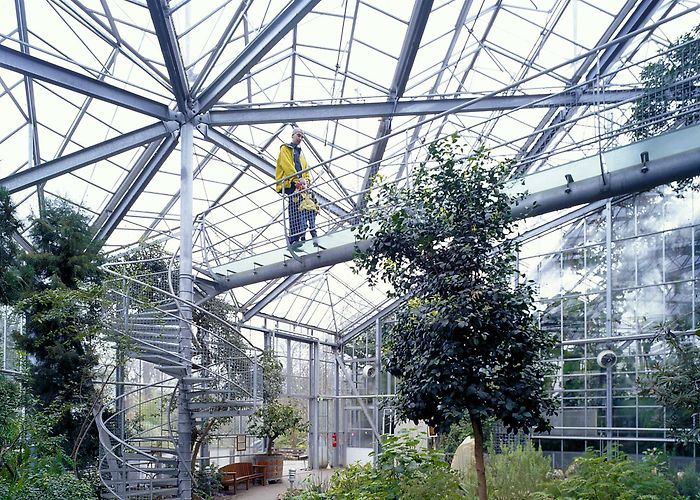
[331,433,337,448]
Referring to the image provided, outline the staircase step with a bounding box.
[104,477,178,487]
[188,400,256,410]
[102,486,180,498]
[156,365,188,377]
[122,453,178,464]
[129,436,175,443]
[182,377,216,385]
[133,446,177,455]
[190,409,254,419]
[132,338,180,351]
[127,323,180,332]
[136,353,184,366]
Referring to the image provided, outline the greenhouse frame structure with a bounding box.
[2,0,700,497]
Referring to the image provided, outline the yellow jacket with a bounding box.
[276,144,310,192]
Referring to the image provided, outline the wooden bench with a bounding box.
[219,463,266,494]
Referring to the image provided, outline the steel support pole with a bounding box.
[605,199,613,452]
[178,122,193,500]
[372,318,381,463]
[333,346,343,467]
[308,342,320,469]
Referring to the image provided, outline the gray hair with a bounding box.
[292,127,304,135]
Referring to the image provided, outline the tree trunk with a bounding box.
[191,419,216,468]
[470,415,488,500]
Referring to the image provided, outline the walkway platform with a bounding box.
[200,122,700,293]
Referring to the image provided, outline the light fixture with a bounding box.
[564,174,574,194]
[640,151,649,173]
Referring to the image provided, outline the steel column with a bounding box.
[178,122,193,500]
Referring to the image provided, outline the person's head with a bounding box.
[291,127,304,146]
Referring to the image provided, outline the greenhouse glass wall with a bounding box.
[2,0,700,497]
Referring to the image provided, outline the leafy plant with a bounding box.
[193,465,222,500]
[354,136,557,500]
[0,375,96,499]
[628,24,700,141]
[439,415,473,459]
[637,331,700,442]
[675,461,700,499]
[285,431,467,500]
[463,441,551,500]
[247,401,309,455]
[543,447,681,499]
[0,188,28,305]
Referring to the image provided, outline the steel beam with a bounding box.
[147,0,191,115]
[211,238,373,292]
[191,0,251,94]
[514,0,662,176]
[512,147,700,219]
[0,45,174,120]
[241,273,304,322]
[92,141,162,236]
[202,91,642,125]
[338,298,403,346]
[94,135,179,242]
[207,140,700,292]
[1,121,178,193]
[197,0,320,113]
[196,123,349,219]
[357,0,433,211]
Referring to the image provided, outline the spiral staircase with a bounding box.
[96,266,262,499]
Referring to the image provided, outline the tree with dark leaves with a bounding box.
[354,136,557,500]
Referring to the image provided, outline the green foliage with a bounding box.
[463,441,551,500]
[637,333,700,442]
[439,415,473,458]
[9,200,105,466]
[260,347,284,403]
[0,375,95,499]
[193,465,222,499]
[1,471,96,500]
[628,25,700,141]
[354,137,557,436]
[0,188,28,305]
[26,199,102,291]
[15,287,101,408]
[247,401,309,455]
[543,447,681,500]
[285,432,467,500]
[675,461,700,499]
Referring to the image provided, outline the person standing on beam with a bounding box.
[276,127,311,250]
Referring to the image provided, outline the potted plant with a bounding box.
[247,349,308,482]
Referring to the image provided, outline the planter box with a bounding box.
[254,454,284,483]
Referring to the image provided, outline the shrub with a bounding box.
[2,471,96,500]
[543,448,682,500]
[285,431,467,499]
[461,440,551,499]
[675,461,700,500]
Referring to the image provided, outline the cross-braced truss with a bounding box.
[1,0,699,338]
